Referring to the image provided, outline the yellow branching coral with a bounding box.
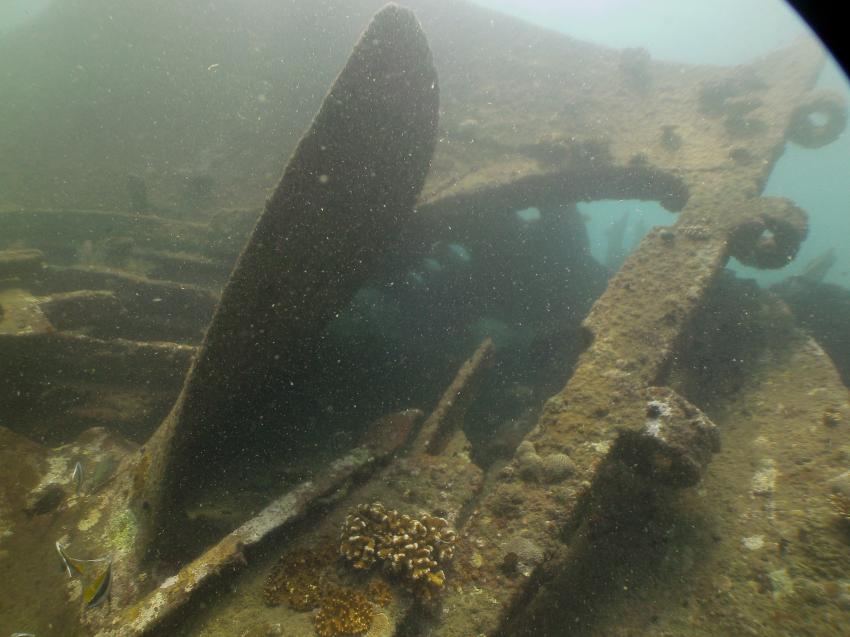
[339,502,457,599]
[263,545,335,610]
[313,586,374,637]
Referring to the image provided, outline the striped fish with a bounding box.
[83,561,112,608]
[55,542,109,578]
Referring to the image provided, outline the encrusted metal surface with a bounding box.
[132,3,441,562]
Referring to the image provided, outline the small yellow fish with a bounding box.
[83,561,112,608]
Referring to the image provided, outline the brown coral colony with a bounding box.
[339,502,457,598]
[313,586,374,637]
[365,577,393,607]
[263,546,333,610]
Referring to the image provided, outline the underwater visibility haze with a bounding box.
[1,1,850,636]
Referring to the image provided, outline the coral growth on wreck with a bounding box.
[263,545,335,610]
[313,586,374,637]
[339,502,457,598]
[263,541,400,636]
[365,577,393,607]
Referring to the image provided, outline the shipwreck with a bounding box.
[1,1,849,636]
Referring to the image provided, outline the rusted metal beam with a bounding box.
[428,37,844,637]
[0,248,44,280]
[166,341,489,635]
[95,444,386,637]
[131,2,440,562]
[412,337,495,456]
